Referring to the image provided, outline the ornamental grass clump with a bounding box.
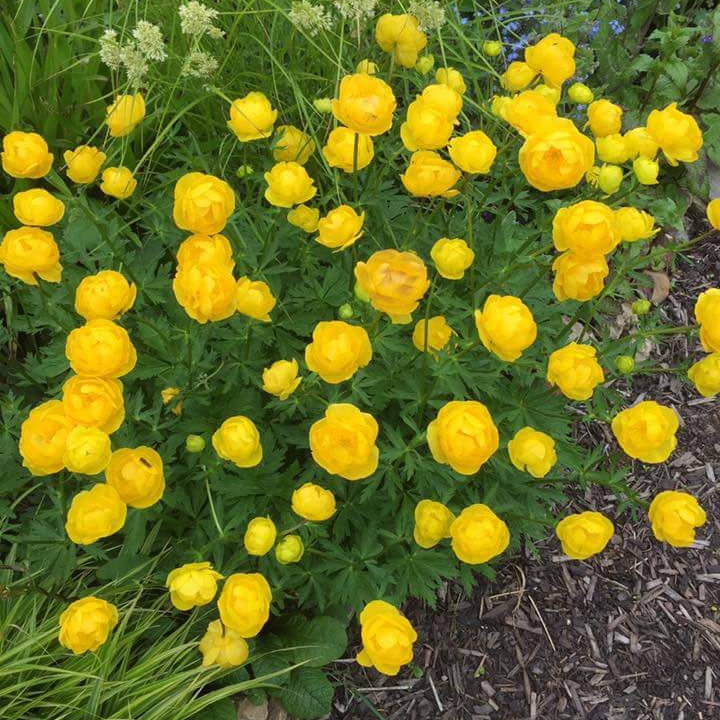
[1,1,717,715]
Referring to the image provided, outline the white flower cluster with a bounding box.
[98,21,166,86]
[408,0,446,31]
[178,1,223,38]
[333,0,377,22]
[288,1,333,36]
[132,20,168,61]
[181,50,220,78]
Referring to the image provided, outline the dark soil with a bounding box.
[329,226,720,720]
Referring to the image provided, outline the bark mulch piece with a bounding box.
[330,231,720,719]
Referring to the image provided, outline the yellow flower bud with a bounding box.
[508,427,557,478]
[1,131,53,178]
[414,54,434,75]
[228,91,277,142]
[556,511,614,559]
[316,205,365,251]
[356,58,378,74]
[632,299,651,315]
[105,446,165,508]
[59,597,118,654]
[65,484,127,545]
[313,97,333,113]
[275,534,305,564]
[491,95,511,118]
[106,94,146,137]
[587,99,622,138]
[185,434,205,452]
[166,562,223,610]
[292,482,337,521]
[75,270,136,321]
[262,359,302,400]
[707,198,720,230]
[430,237,474,280]
[597,164,623,195]
[615,355,635,374]
[633,156,660,185]
[12,189,65,226]
[450,504,510,564]
[612,401,679,463]
[63,145,106,183]
[500,61,537,92]
[244,517,277,556]
[356,600,417,676]
[648,491,706,547]
[287,204,320,232]
[482,40,502,57]
[435,66,467,94]
[63,426,112,475]
[236,277,276,322]
[547,342,605,401]
[596,133,631,164]
[218,573,272,637]
[100,167,137,199]
[199,620,249,668]
[212,415,263,468]
[624,126,658,159]
[568,82,594,104]
[413,500,454,549]
[412,316,453,355]
[475,294,537,362]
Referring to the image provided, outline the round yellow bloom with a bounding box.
[263,161,316,208]
[552,200,620,256]
[503,90,558,137]
[176,233,234,270]
[173,262,237,324]
[614,207,657,242]
[106,94,146,137]
[2,131,53,178]
[100,167,137,199]
[305,320,372,383]
[13,189,65,226]
[218,573,272,638]
[483,40,502,57]
[356,58,378,74]
[508,427,557,478]
[556,511,614,559]
[65,483,127,544]
[597,164,623,195]
[420,83,463,121]
[275,534,304,564]
[547,342,605,401]
[356,600,417,676]
[75,270,137,321]
[199,619,249,668]
[292,482,337,521]
[236,277,276,322]
[65,319,137,379]
[63,426,112,475]
[262,359,302,400]
[0,226,62,285]
[355,249,430,323]
[688,353,720,397]
[332,73,397,136]
[401,150,461,198]
[524,33,576,87]
[273,124,315,164]
[552,251,609,302]
[173,172,235,234]
[413,500,455,549]
[596,133,631,164]
[59,597,118,654]
[19,400,76,476]
[105,446,165,508]
[228,91,277,141]
[316,205,365,251]
[475,294,537,362]
[412,316,453,354]
[435,66,466,94]
[430,237,474,280]
[62,376,124,434]
[646,102,703,166]
[707,198,720,230]
[309,403,379,480]
[648,491,706,547]
[400,98,454,152]
[63,145,106,183]
[427,401,499,475]
[500,61,537,92]
[447,130,497,174]
[586,99,622,138]
[611,400,679,464]
[568,82,594,104]
[375,14,427,68]
[212,415,263,468]
[322,127,374,172]
[633,156,659,185]
[624,126,658,159]
[450,504,510,564]
[166,562,223,611]
[519,117,595,192]
[287,204,320,232]
[244,517,277,556]
[695,288,720,352]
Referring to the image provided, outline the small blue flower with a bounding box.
[589,21,600,38]
[609,19,625,34]
[701,34,714,44]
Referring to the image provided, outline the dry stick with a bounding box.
[528,594,558,653]
[427,673,444,712]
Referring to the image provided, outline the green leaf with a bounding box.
[287,615,348,667]
[201,697,236,720]
[278,667,334,720]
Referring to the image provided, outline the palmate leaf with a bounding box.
[278,668,334,720]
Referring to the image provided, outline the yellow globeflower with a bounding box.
[75,270,137,320]
[173,262,237,324]
[546,342,605,401]
[65,484,127,545]
[695,288,720,352]
[65,319,137,379]
[227,91,277,141]
[275,534,304,564]
[1,131,53,178]
[305,320,372,384]
[687,353,720,397]
[552,251,609,302]
[59,597,118,654]
[614,207,657,242]
[412,316,453,355]
[287,204,320,232]
[166,561,223,610]
[106,94,146,137]
[450,504,510,564]
[556,511,614,559]
[244,517,277,556]
[262,359,302,400]
[273,124,315,164]
[217,573,272,638]
[100,167,137,199]
[586,99,622,138]
[291,482,337,521]
[474,294,537,362]
[63,426,112,475]
[12,189,65,226]
[375,14,427,68]
[400,97,454,152]
[500,61,537,92]
[524,33,576,87]
[199,620,249,668]
[63,145,106,183]
[173,172,235,234]
[508,427,557,478]
[316,205,365,251]
[447,130,497,174]
[646,102,703,165]
[503,90,558,137]
[413,500,455,549]
[648,491,706,547]
[236,277,276,322]
[435,66,466,94]
[62,376,125,434]
[105,446,165,508]
[356,600,417,676]
[19,400,76,476]
[212,415,263,468]
[430,237,474,280]
[0,226,62,285]
[264,161,317,208]
[332,73,397,136]
[552,200,620,256]
[611,401,679,464]
[322,127,374,172]
[400,150,461,198]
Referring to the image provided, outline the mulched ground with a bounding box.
[329,222,720,720]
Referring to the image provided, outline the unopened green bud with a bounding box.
[354,282,371,303]
[186,434,206,453]
[313,97,333,114]
[632,299,652,315]
[338,303,354,319]
[236,164,253,178]
[483,41,502,57]
[615,355,635,374]
[275,534,304,564]
[415,54,435,75]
